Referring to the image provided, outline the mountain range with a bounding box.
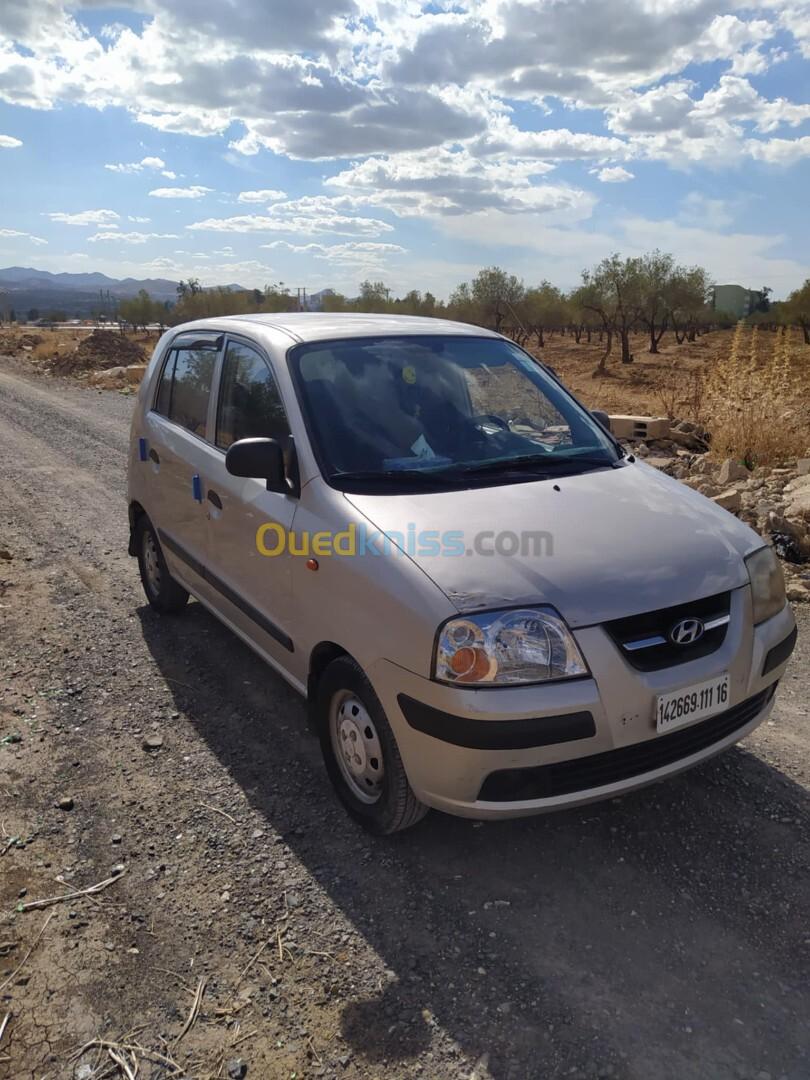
[0,266,245,317]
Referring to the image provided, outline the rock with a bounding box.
[125,363,147,385]
[784,474,810,495]
[691,456,716,475]
[772,533,810,564]
[798,458,810,476]
[717,458,749,485]
[784,477,810,519]
[75,1066,94,1080]
[787,582,810,602]
[89,365,127,388]
[713,489,742,512]
[57,796,75,811]
[111,834,123,845]
[227,1059,248,1079]
[142,733,163,751]
[668,427,709,452]
[646,456,675,470]
[767,512,804,539]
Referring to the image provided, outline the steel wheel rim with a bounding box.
[142,529,162,596]
[329,690,385,804]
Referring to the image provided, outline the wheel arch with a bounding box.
[128,500,147,556]
[307,641,354,720]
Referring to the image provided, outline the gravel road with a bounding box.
[1,358,808,1080]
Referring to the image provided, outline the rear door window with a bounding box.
[153,342,217,438]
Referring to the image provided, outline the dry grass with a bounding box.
[536,326,810,465]
[704,323,810,466]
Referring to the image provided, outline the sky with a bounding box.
[0,0,809,300]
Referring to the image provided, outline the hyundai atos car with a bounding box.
[127,313,797,833]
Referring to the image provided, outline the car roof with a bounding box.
[179,312,502,344]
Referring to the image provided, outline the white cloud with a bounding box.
[261,240,406,264]
[595,166,635,183]
[473,122,630,161]
[0,134,22,148]
[326,148,592,217]
[88,230,181,243]
[46,208,120,225]
[128,215,151,223]
[435,207,809,294]
[148,185,212,199]
[0,226,47,245]
[2,0,810,296]
[237,188,287,203]
[188,198,395,237]
[747,135,810,165]
[105,155,174,177]
[678,192,735,229]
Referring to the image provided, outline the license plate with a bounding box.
[655,674,730,733]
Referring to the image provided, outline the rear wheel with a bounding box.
[135,515,189,614]
[316,656,428,834]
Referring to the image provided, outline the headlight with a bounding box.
[434,607,588,686]
[745,546,786,624]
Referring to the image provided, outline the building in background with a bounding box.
[712,283,768,319]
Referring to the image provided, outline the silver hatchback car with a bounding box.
[127,313,797,833]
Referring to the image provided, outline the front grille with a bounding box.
[477,685,774,803]
[603,591,731,672]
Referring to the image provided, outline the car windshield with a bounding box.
[290,335,619,490]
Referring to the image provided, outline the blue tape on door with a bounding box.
[138,437,148,462]
[192,474,203,502]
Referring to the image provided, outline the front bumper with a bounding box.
[367,590,796,819]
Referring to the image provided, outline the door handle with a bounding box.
[207,489,223,510]
[149,448,160,464]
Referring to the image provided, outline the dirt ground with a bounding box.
[531,329,726,417]
[0,355,808,1080]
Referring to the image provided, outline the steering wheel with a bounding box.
[472,413,511,433]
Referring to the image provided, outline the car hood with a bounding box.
[344,462,761,627]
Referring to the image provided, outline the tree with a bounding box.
[784,279,810,343]
[638,250,674,354]
[668,265,711,343]
[577,254,644,370]
[120,289,162,330]
[522,281,566,347]
[469,266,524,331]
[27,307,40,322]
[176,278,202,301]
[447,282,477,324]
[357,280,391,312]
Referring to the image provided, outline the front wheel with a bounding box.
[135,515,189,614]
[316,657,428,834]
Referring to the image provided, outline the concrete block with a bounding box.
[608,414,671,440]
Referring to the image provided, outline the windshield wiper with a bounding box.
[329,468,469,488]
[454,453,617,476]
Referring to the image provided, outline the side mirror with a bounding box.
[591,409,611,433]
[225,437,288,494]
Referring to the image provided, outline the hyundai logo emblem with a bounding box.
[670,617,705,646]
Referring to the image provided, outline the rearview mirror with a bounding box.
[591,409,611,433]
[225,437,288,494]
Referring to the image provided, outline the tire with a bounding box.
[135,514,189,615]
[316,656,428,835]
